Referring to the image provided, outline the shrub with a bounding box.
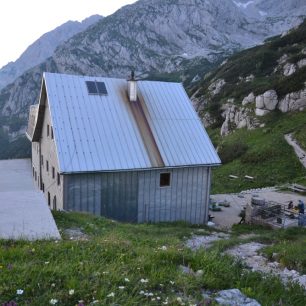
[218,140,248,164]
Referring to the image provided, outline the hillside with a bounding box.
[0,211,306,305]
[191,19,306,193]
[1,0,306,155]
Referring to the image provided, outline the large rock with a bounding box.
[255,108,270,116]
[215,289,261,306]
[297,59,306,69]
[256,90,278,111]
[255,95,265,109]
[278,88,306,112]
[263,90,278,110]
[242,92,255,106]
[283,63,296,76]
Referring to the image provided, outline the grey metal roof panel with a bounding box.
[43,72,220,173]
[137,81,221,167]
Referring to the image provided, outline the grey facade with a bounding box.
[26,73,220,224]
[64,167,211,223]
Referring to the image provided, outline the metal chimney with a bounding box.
[128,70,137,102]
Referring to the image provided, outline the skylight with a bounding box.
[86,81,108,95]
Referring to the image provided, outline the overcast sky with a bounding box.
[0,0,137,68]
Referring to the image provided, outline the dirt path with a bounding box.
[285,133,306,168]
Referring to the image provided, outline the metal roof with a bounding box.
[41,72,220,173]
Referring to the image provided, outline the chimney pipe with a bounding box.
[128,70,137,102]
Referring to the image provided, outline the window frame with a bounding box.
[159,172,171,188]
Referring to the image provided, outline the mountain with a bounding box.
[0,15,102,90]
[190,19,306,193]
[0,0,306,160]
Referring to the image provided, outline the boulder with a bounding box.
[283,63,296,76]
[215,289,261,306]
[255,95,264,109]
[263,90,278,110]
[255,108,270,116]
[297,59,306,69]
[246,74,254,82]
[242,92,255,105]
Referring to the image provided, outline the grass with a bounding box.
[210,110,306,193]
[1,212,306,305]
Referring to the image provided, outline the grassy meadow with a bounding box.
[1,212,306,305]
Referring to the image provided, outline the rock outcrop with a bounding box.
[242,92,255,106]
[255,90,278,115]
[283,63,296,76]
[208,79,226,96]
[278,88,306,112]
[220,104,256,136]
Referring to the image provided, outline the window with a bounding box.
[53,196,57,210]
[51,127,54,139]
[160,173,171,187]
[42,183,45,193]
[32,167,34,177]
[46,160,49,172]
[52,167,55,179]
[41,155,44,167]
[47,124,50,137]
[57,172,60,186]
[48,192,51,207]
[34,171,37,181]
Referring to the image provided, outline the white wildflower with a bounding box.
[170,280,175,285]
[69,289,75,295]
[139,290,145,295]
[140,278,149,283]
[107,292,115,297]
[45,261,50,265]
[16,289,24,295]
[118,286,125,290]
[124,278,130,282]
[50,299,58,305]
[159,245,167,250]
[157,297,161,300]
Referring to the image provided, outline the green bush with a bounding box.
[218,140,248,164]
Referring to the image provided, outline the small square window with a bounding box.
[160,173,171,187]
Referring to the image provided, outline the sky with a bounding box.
[0,0,137,68]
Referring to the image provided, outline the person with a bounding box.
[298,200,305,214]
[288,201,293,210]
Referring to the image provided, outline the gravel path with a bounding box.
[285,133,306,168]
